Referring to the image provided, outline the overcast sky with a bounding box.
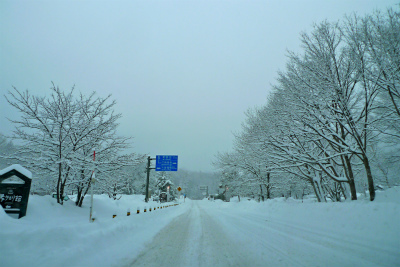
[0,0,397,172]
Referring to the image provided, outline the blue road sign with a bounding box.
[156,155,178,171]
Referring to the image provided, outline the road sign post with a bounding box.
[145,155,178,203]
[145,156,155,203]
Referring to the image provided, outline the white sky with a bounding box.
[0,0,397,171]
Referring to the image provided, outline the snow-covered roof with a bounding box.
[0,164,32,179]
[160,179,173,187]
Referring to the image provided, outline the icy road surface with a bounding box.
[125,200,399,267]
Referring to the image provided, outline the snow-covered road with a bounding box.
[124,199,399,267]
[127,201,254,267]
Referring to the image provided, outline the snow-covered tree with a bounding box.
[0,134,16,169]
[5,84,141,206]
[154,171,174,199]
[214,7,400,202]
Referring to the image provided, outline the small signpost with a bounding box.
[0,164,32,219]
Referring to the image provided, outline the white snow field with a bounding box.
[1,188,399,267]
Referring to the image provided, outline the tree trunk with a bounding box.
[75,187,82,206]
[344,155,357,200]
[339,182,348,200]
[60,184,65,204]
[311,179,322,202]
[259,185,264,202]
[315,177,327,202]
[363,155,375,201]
[348,179,357,200]
[77,181,92,207]
[77,194,84,207]
[57,161,62,205]
[75,169,85,206]
[315,176,326,202]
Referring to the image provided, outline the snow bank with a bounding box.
[205,187,400,266]
[0,194,188,267]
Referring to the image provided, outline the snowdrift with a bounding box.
[0,194,189,266]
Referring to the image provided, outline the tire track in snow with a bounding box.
[125,205,194,267]
[221,209,398,266]
[125,201,256,267]
[200,205,307,267]
[261,217,399,266]
[205,205,392,266]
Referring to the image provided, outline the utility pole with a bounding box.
[145,156,155,203]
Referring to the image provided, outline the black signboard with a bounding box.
[0,166,32,219]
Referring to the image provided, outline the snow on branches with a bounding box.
[214,7,400,202]
[5,84,143,206]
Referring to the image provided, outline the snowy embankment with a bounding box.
[204,189,400,266]
[0,195,190,267]
[1,188,399,267]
